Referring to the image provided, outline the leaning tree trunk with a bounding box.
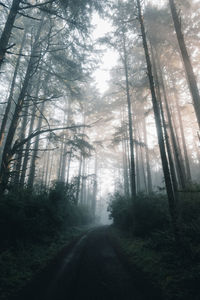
[0,0,21,69]
[0,30,26,148]
[169,0,200,130]
[154,48,187,189]
[122,31,136,199]
[158,83,179,204]
[170,76,192,182]
[136,0,180,244]
[150,43,179,202]
[174,92,192,182]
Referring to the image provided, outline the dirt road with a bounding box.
[12,227,148,300]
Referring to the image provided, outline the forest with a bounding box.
[0,0,200,299]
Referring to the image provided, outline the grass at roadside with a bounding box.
[0,226,91,300]
[108,226,200,300]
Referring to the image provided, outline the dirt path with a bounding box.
[12,227,146,300]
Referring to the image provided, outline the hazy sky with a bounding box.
[91,0,167,94]
[92,13,118,94]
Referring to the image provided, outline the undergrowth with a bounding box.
[108,190,200,300]
[0,181,94,299]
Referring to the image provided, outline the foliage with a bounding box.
[110,227,200,300]
[0,182,93,250]
[108,188,200,300]
[108,192,169,237]
[0,181,93,299]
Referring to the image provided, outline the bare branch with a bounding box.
[19,0,55,10]
[11,125,89,154]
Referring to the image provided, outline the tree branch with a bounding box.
[19,0,55,10]
[11,125,88,154]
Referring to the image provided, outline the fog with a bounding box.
[0,0,200,224]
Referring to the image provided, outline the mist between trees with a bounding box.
[0,0,200,271]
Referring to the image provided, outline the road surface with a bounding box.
[12,227,149,300]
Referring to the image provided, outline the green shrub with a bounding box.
[108,192,169,237]
[0,181,93,249]
[133,193,169,237]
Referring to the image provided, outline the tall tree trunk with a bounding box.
[0,20,43,192]
[92,153,98,217]
[0,0,21,69]
[20,77,41,186]
[44,148,50,186]
[150,41,179,203]
[136,0,180,243]
[122,135,130,196]
[80,157,86,204]
[134,129,141,193]
[169,0,200,129]
[66,149,72,184]
[172,83,192,182]
[159,84,179,204]
[60,140,67,182]
[57,139,64,180]
[47,151,54,187]
[13,96,29,185]
[122,31,136,199]
[75,154,82,205]
[142,116,153,193]
[27,100,45,189]
[137,126,147,193]
[154,49,187,189]
[0,30,26,148]
[60,101,71,182]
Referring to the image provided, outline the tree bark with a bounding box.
[66,149,72,184]
[169,0,200,130]
[12,96,29,185]
[75,154,82,205]
[60,101,71,182]
[134,128,140,193]
[137,0,180,243]
[19,75,41,186]
[0,0,21,69]
[142,117,153,193]
[92,153,98,217]
[155,49,187,189]
[171,80,192,182]
[122,31,136,199]
[137,126,147,193]
[27,100,45,189]
[0,30,26,148]
[0,20,43,192]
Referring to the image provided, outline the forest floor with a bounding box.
[9,226,157,300]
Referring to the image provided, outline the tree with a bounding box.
[169,0,200,130]
[136,0,180,243]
